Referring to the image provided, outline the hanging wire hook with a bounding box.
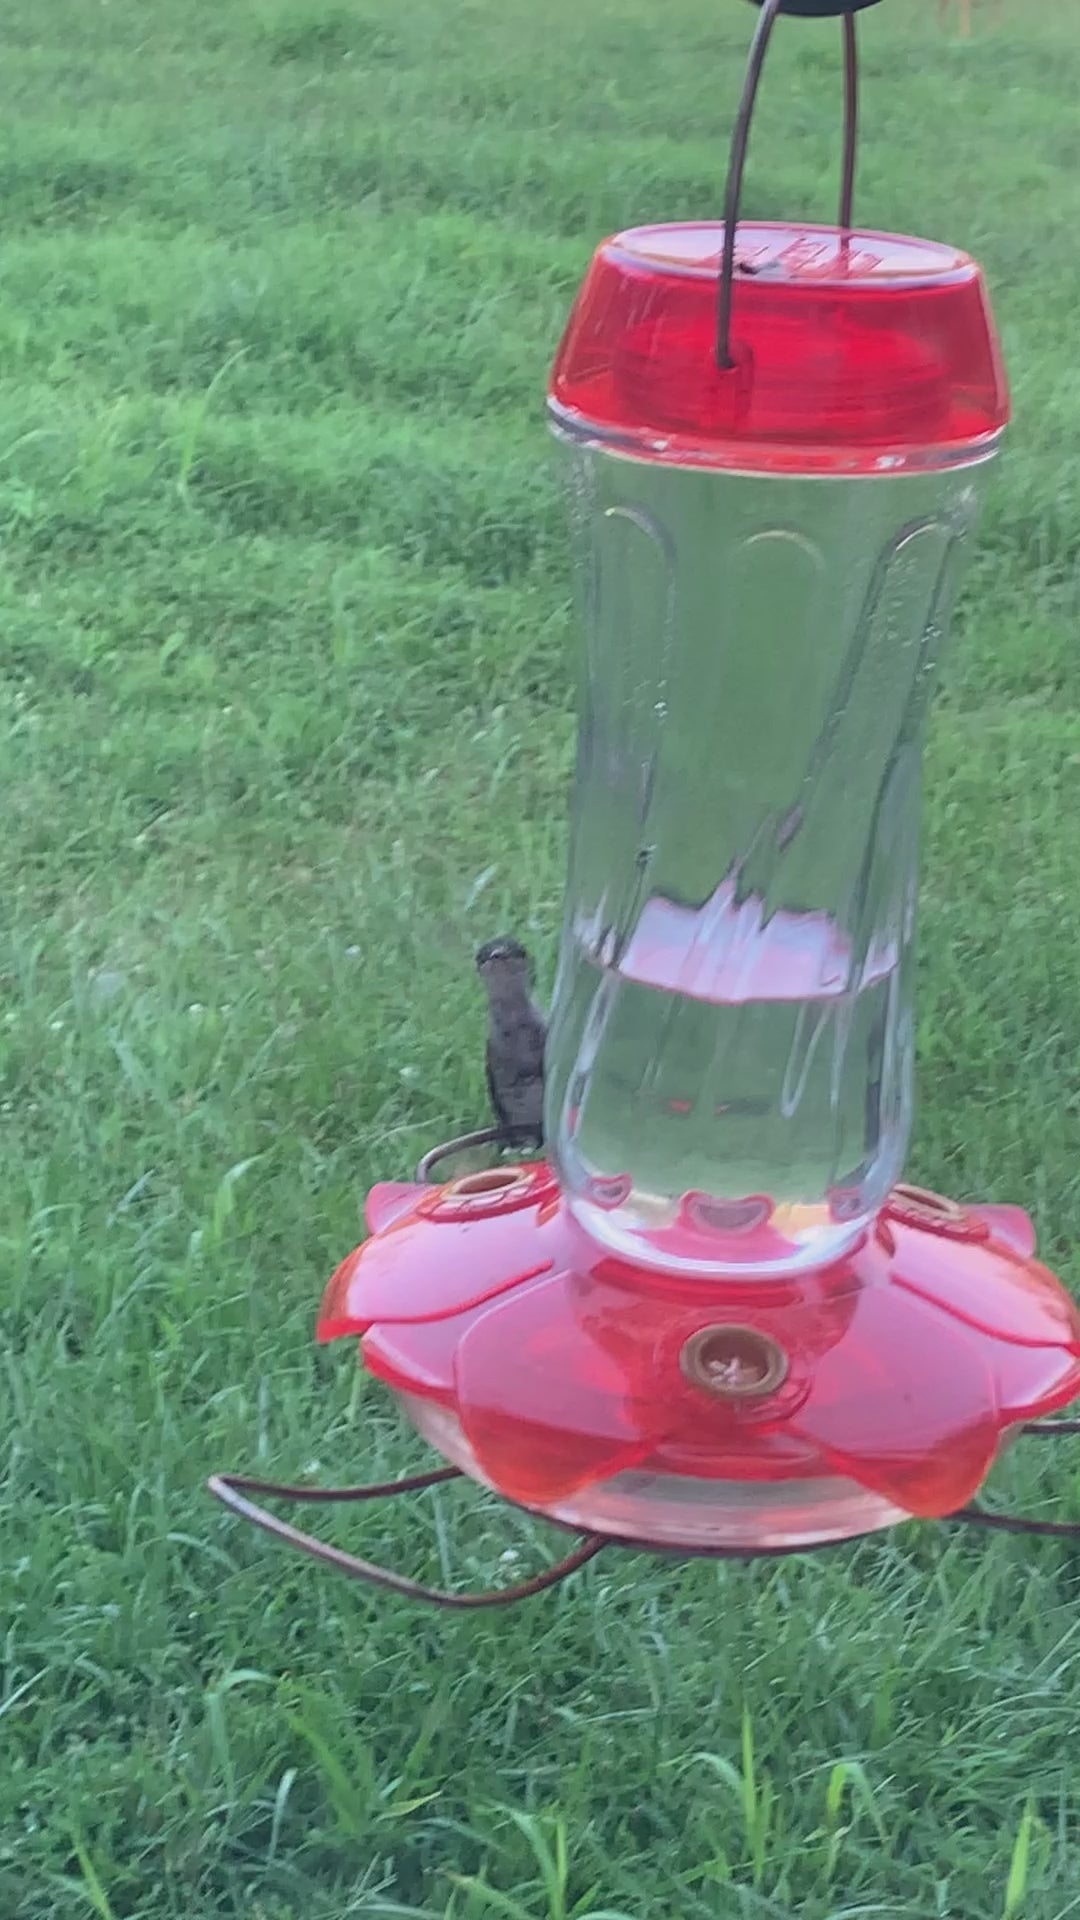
[717,0,862,367]
[717,0,783,370]
[840,11,859,231]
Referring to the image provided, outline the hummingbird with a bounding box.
[476,937,547,1148]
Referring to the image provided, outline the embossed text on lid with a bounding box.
[610,222,976,285]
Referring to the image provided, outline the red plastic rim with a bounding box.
[549,222,1010,474]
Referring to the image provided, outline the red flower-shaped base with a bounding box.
[317,1168,1080,1552]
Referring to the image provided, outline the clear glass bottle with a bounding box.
[544,222,1008,1276]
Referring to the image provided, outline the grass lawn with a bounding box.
[3,0,1080,1914]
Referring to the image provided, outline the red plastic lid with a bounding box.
[549,223,1010,474]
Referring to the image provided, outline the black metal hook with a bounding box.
[745,1,881,17]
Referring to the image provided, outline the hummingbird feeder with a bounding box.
[211,0,1080,1605]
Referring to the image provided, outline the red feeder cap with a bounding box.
[549,222,1010,475]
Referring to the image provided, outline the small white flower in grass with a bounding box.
[188,1003,205,1016]
[49,1019,64,1032]
[345,944,360,957]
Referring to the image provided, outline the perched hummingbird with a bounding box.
[476,937,547,1148]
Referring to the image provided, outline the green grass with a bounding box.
[3,0,1080,1914]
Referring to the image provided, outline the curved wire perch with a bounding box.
[951,1508,1080,1540]
[207,1465,869,1601]
[946,1418,1080,1537]
[207,1468,607,1608]
[207,1431,1080,1605]
[717,0,862,367]
[212,1464,463,1504]
[416,1125,544,1186]
[208,1310,1080,1600]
